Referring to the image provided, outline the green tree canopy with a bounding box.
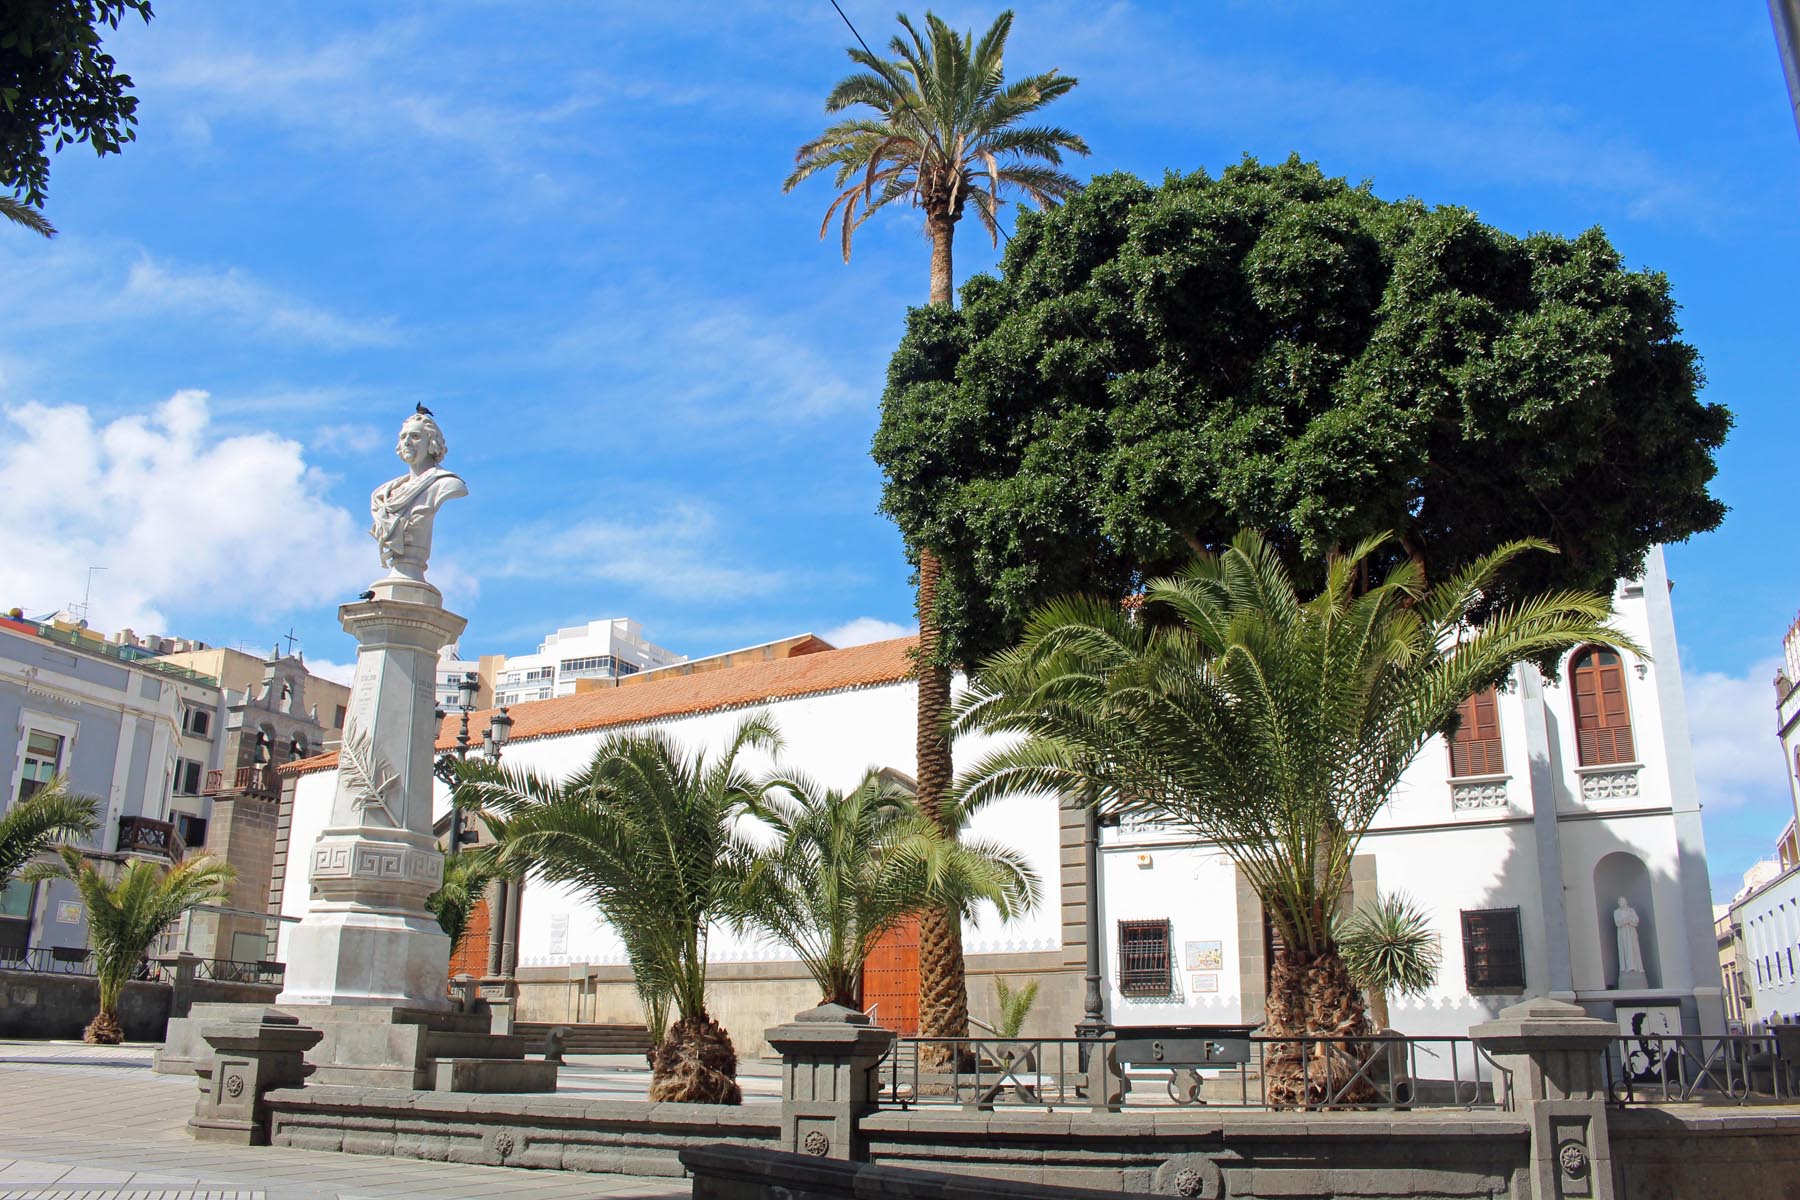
[0,0,153,219]
[873,156,1730,667]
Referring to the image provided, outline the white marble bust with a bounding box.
[369,409,467,581]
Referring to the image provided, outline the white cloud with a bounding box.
[0,391,368,634]
[1684,655,1792,813]
[304,658,357,687]
[494,503,788,601]
[824,617,912,647]
[125,258,400,350]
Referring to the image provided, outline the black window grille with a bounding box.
[1118,919,1173,996]
[1461,907,1525,991]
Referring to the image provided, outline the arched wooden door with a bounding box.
[861,914,920,1035]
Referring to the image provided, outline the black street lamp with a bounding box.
[482,705,513,761]
[434,672,482,857]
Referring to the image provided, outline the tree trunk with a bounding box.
[1370,987,1390,1031]
[928,216,955,307]
[648,1013,741,1104]
[914,547,970,1067]
[84,1009,124,1045]
[1261,944,1375,1109]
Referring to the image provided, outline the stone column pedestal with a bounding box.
[277,584,465,1010]
[1471,997,1618,1200]
[766,1002,895,1162]
[189,1009,322,1145]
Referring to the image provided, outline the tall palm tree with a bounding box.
[786,5,1088,1050]
[25,846,233,1044]
[735,768,1038,1010]
[459,715,779,1105]
[956,530,1633,1105]
[0,777,99,885]
[1338,892,1441,1032]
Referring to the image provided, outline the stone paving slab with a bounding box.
[0,1042,691,1199]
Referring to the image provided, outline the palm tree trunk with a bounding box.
[915,546,971,1064]
[914,212,971,1068]
[1262,943,1374,1108]
[648,1011,742,1104]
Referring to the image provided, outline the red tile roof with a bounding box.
[284,635,919,776]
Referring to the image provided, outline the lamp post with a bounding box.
[433,673,480,858]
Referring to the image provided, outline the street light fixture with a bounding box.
[482,706,513,760]
[434,672,482,857]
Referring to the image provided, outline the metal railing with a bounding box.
[202,765,280,796]
[0,947,283,987]
[881,1033,1511,1112]
[1604,1034,1791,1105]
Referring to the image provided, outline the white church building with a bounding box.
[279,546,1724,1053]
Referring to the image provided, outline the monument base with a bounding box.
[276,908,451,1010]
[158,1001,559,1092]
[1615,969,1649,991]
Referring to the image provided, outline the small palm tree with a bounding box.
[957,530,1633,1105]
[992,976,1039,1038]
[1338,892,1441,1031]
[735,768,1038,1010]
[25,846,233,1044]
[0,777,99,885]
[426,846,500,961]
[787,7,1088,1052]
[460,715,779,1104]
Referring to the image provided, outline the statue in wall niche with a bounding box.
[1614,896,1646,982]
[369,406,467,581]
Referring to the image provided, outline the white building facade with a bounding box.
[280,548,1724,1052]
[492,618,684,707]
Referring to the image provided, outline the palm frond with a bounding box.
[0,777,100,883]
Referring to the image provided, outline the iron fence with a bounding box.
[880,1033,1510,1112]
[0,947,281,986]
[1604,1034,1791,1105]
[193,957,286,985]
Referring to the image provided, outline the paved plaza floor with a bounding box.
[0,1040,713,1200]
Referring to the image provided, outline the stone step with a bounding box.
[430,1055,560,1093]
[514,1021,654,1055]
[423,1030,529,1059]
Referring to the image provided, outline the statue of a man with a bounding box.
[1614,896,1646,978]
[369,409,467,581]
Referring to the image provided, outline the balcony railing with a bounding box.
[0,947,285,987]
[117,815,183,859]
[202,765,280,796]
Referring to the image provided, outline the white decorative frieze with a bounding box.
[311,842,443,888]
[1450,780,1509,811]
[1580,768,1640,801]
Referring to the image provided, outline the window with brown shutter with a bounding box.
[1447,688,1504,777]
[1118,919,1173,996]
[1571,647,1635,765]
[1461,907,1525,991]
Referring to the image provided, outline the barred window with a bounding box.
[1572,647,1635,766]
[1118,919,1173,996]
[1447,688,1504,777]
[1461,907,1525,991]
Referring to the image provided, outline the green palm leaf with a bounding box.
[0,777,99,884]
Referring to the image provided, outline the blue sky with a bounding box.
[1,3,1796,897]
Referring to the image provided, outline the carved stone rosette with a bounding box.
[1579,769,1641,802]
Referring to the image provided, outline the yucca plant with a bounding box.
[457,714,778,1104]
[1338,892,1442,1031]
[956,530,1634,1105]
[736,768,1037,1010]
[25,846,233,1044]
[0,776,99,885]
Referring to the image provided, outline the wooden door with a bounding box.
[448,896,491,979]
[862,914,920,1035]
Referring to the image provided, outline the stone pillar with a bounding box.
[276,582,466,1009]
[188,1009,322,1145]
[1471,998,1617,1200]
[766,1002,895,1162]
[159,952,201,1019]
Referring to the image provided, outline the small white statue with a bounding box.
[1614,896,1646,979]
[369,407,467,581]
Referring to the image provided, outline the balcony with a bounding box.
[202,765,280,797]
[117,815,184,860]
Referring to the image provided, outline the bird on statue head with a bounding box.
[414,402,434,417]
